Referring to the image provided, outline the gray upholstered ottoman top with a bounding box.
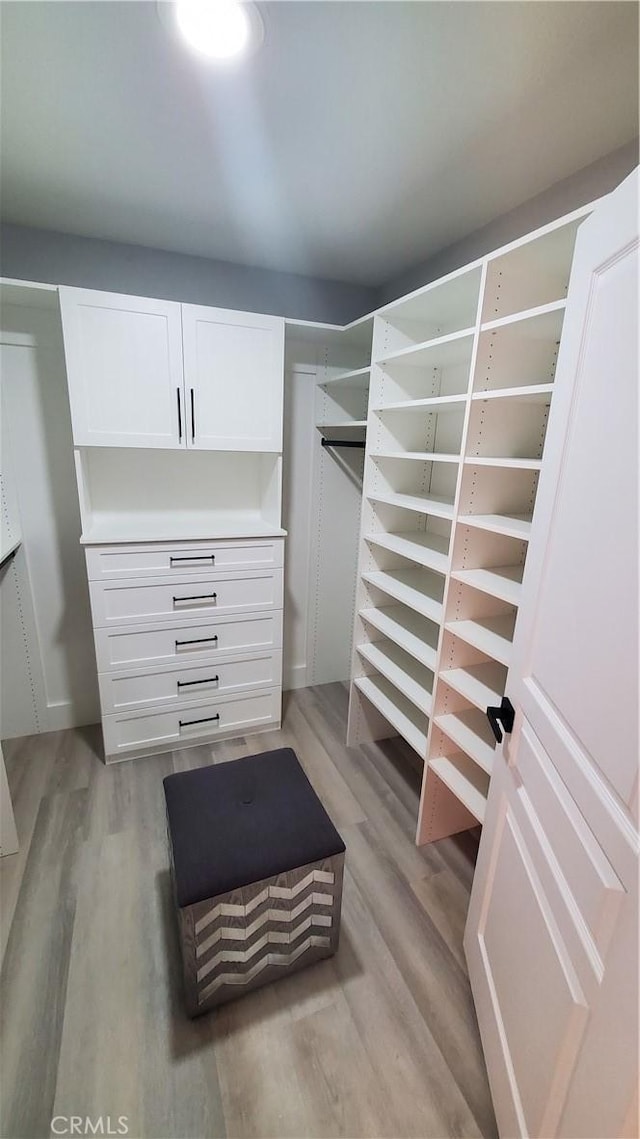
[163,748,346,908]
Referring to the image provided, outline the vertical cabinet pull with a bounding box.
[176,387,183,442]
[190,388,195,442]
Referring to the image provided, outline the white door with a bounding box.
[181,304,284,451]
[59,287,184,448]
[464,169,639,1139]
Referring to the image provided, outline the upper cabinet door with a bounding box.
[59,288,184,448]
[181,305,284,452]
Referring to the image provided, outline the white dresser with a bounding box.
[59,286,286,762]
[86,537,284,761]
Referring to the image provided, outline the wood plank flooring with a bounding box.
[0,683,497,1139]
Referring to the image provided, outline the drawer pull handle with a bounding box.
[173,592,217,604]
[175,635,218,647]
[179,714,220,729]
[177,675,219,688]
[169,554,215,564]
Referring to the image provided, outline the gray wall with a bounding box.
[2,139,637,320]
[379,140,639,305]
[0,223,377,325]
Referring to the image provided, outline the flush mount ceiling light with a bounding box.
[168,0,263,62]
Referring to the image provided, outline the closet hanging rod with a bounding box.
[321,439,366,449]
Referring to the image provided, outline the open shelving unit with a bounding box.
[346,204,594,845]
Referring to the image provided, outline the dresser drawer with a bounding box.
[99,651,282,713]
[102,686,281,758]
[93,611,283,672]
[85,538,284,580]
[89,569,283,627]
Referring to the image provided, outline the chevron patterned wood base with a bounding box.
[176,854,344,1015]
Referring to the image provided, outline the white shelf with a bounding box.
[378,264,482,336]
[440,662,507,713]
[378,327,474,369]
[357,640,433,715]
[435,709,497,775]
[359,606,439,671]
[429,753,489,824]
[481,298,566,333]
[321,366,370,388]
[368,489,455,521]
[80,513,287,545]
[372,450,460,464]
[464,456,542,471]
[458,513,533,541]
[451,564,524,607]
[0,536,21,566]
[471,384,553,404]
[363,567,444,624]
[373,394,466,414]
[354,674,428,757]
[445,614,516,666]
[366,530,450,574]
[316,420,367,432]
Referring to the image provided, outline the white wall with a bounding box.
[0,301,99,736]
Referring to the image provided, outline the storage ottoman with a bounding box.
[163,747,346,1016]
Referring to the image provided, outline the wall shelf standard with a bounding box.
[346,204,593,845]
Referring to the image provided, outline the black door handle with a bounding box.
[486,697,515,744]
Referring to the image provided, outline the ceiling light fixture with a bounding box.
[172,0,263,62]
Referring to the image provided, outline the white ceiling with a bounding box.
[1,1,638,286]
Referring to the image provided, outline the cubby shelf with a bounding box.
[359,606,439,671]
[458,513,533,541]
[373,451,460,463]
[435,708,497,775]
[429,753,489,824]
[368,490,455,520]
[320,366,371,388]
[451,564,524,607]
[445,614,516,666]
[464,456,542,471]
[471,384,553,404]
[440,662,507,713]
[378,327,475,369]
[354,674,428,757]
[373,394,467,414]
[366,530,450,574]
[480,298,566,333]
[362,568,444,624]
[346,202,591,847]
[357,641,433,715]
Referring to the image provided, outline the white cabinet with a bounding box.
[182,304,284,451]
[60,289,285,452]
[59,288,184,448]
[86,537,285,761]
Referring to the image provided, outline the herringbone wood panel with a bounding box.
[0,683,496,1139]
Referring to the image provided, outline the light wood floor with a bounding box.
[1,684,497,1139]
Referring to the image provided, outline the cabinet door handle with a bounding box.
[176,387,183,442]
[175,634,218,647]
[177,675,219,688]
[190,387,195,442]
[486,697,515,744]
[169,554,215,565]
[172,592,217,605]
[179,714,220,729]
